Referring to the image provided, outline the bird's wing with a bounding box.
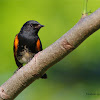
[35,38,42,52]
[13,34,19,56]
[13,34,23,68]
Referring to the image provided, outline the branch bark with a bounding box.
[0,8,100,100]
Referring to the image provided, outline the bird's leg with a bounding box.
[14,65,22,74]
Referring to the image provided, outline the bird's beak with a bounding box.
[40,25,44,27]
[35,24,44,29]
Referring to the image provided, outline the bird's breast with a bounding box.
[17,46,35,64]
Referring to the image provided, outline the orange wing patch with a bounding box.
[36,39,41,51]
[14,34,19,53]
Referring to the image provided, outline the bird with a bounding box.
[13,20,47,79]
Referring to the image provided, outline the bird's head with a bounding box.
[20,20,44,35]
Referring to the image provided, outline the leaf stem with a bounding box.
[83,0,88,15]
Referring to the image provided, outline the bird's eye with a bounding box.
[33,24,38,26]
[30,24,33,27]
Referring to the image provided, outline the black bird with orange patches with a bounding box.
[13,20,47,79]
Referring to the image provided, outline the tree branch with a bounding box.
[0,8,100,100]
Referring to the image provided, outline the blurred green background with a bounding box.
[0,0,100,100]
